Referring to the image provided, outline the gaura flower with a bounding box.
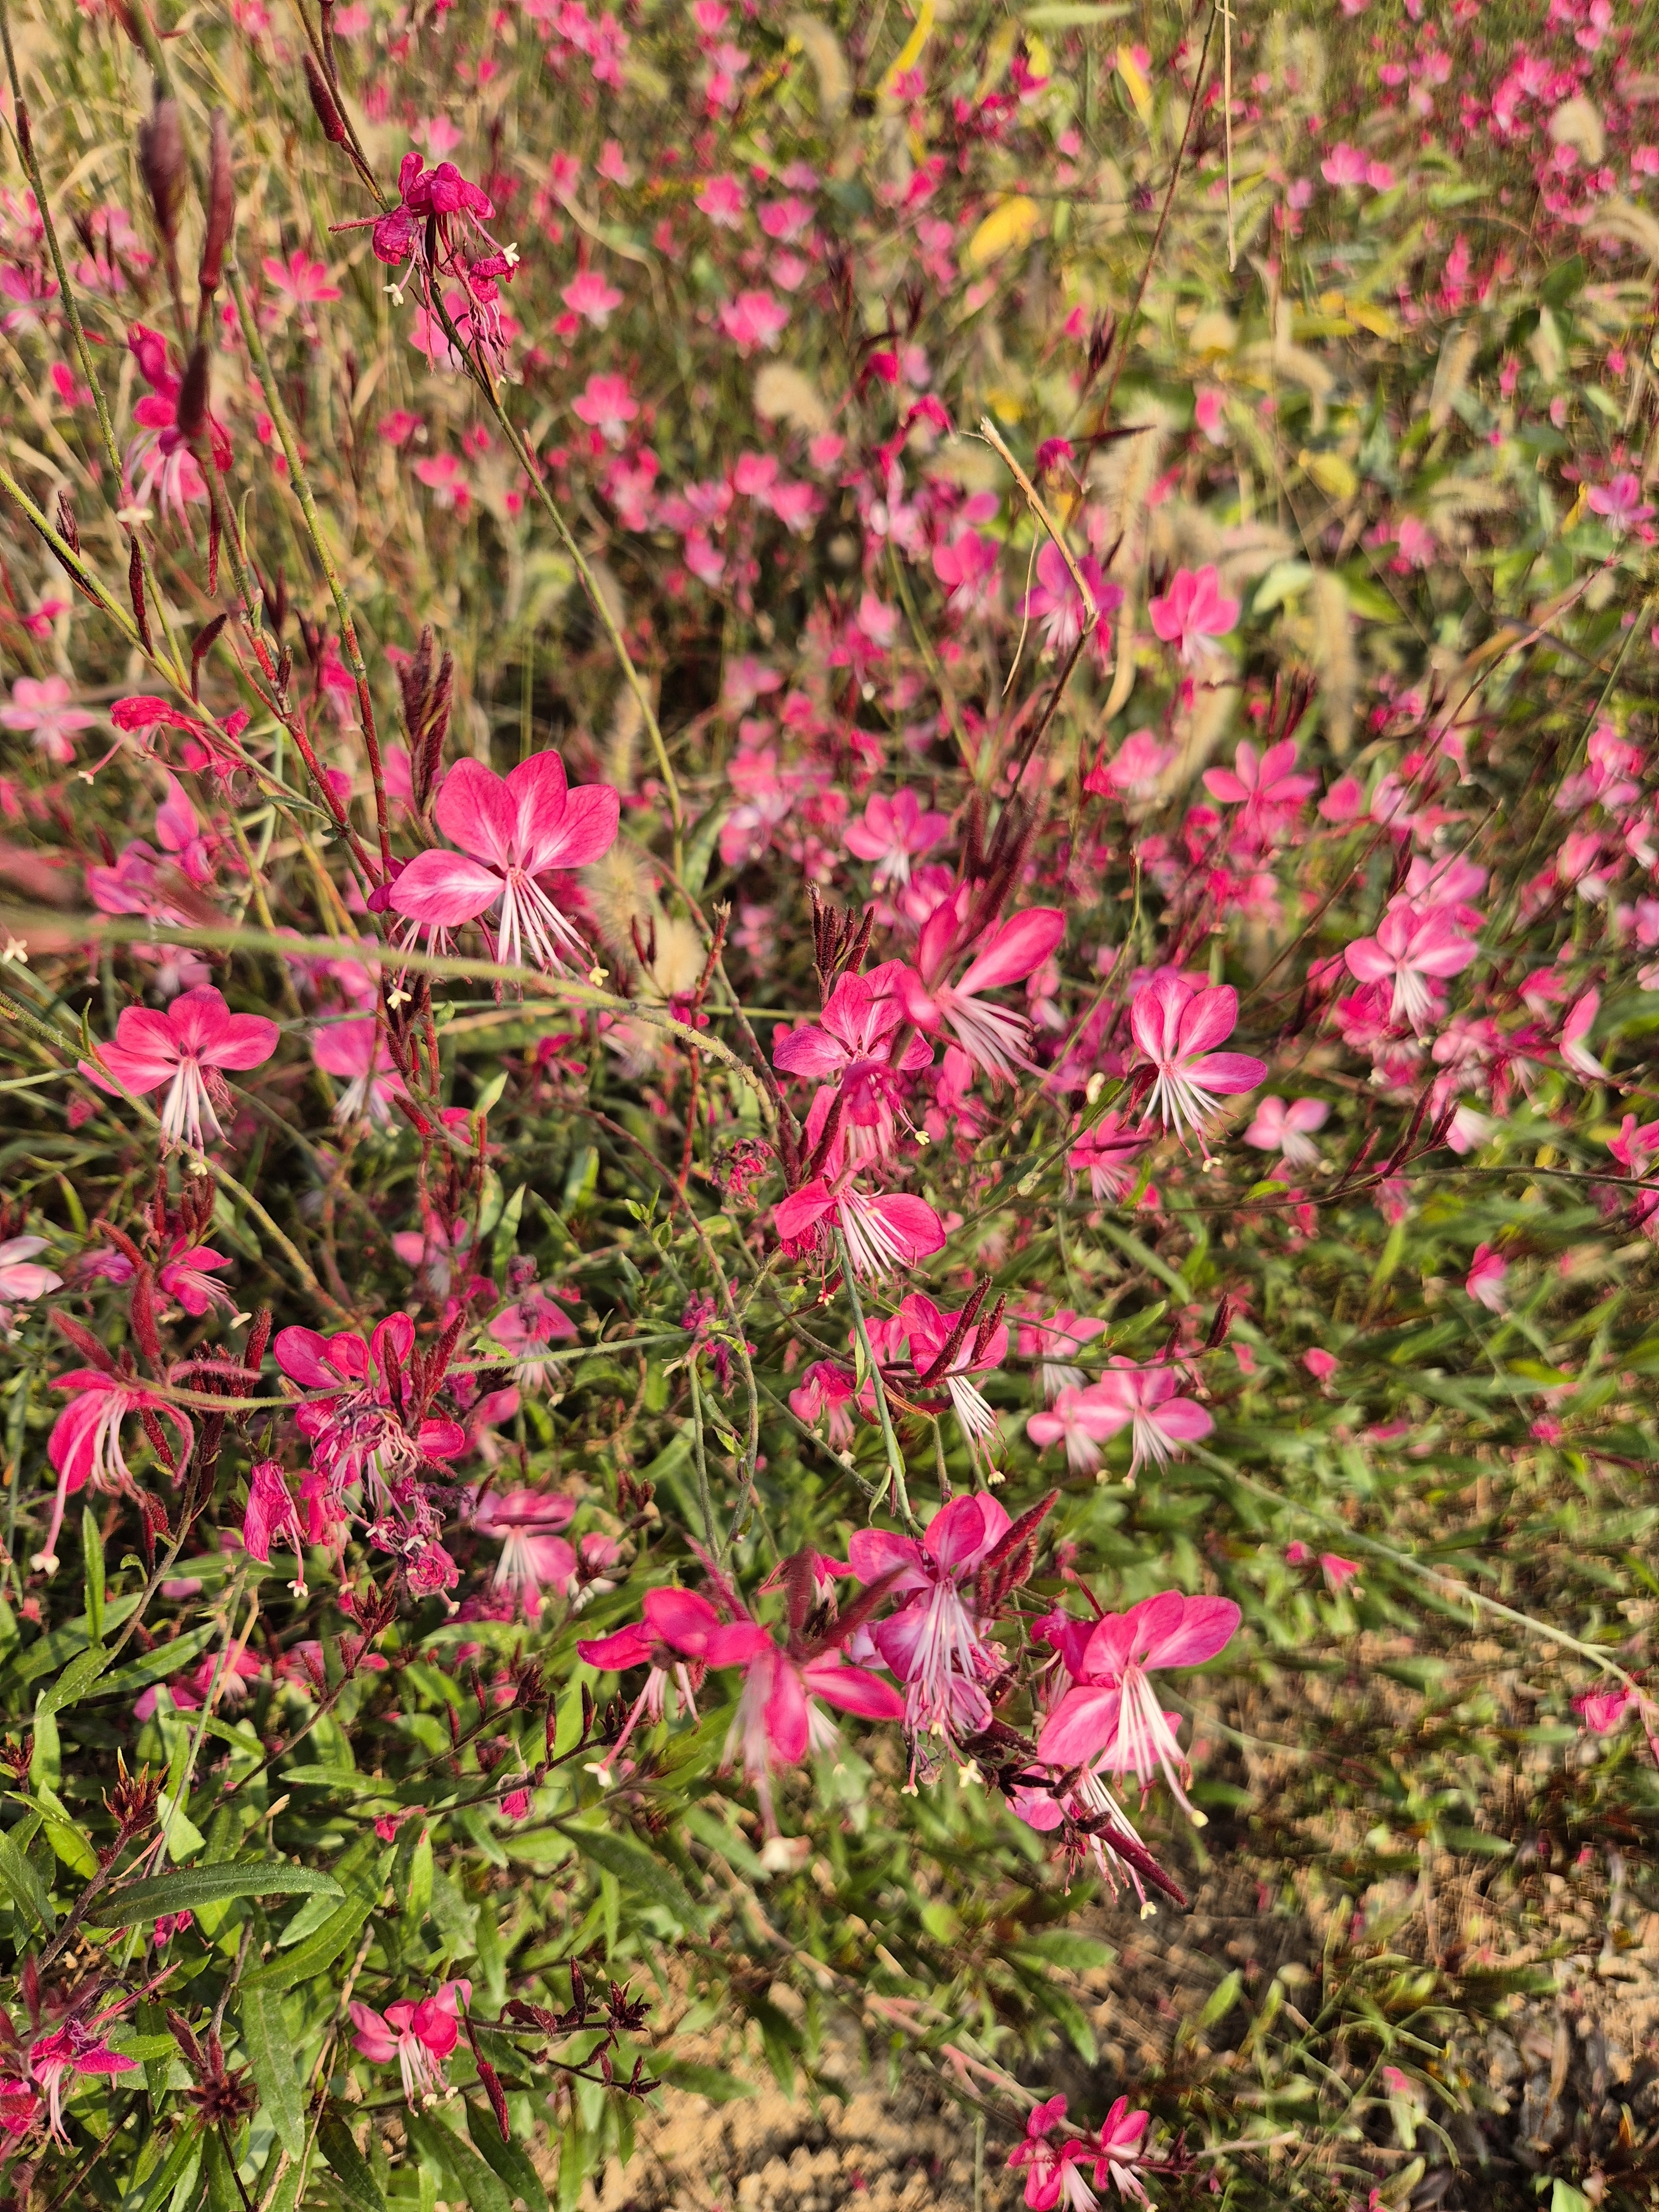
[390,750,619,975]
[40,1371,193,1575]
[349,1979,471,2104]
[82,986,278,1152]
[1128,976,1264,1147]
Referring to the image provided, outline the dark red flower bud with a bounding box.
[176,343,210,443]
[198,110,234,296]
[303,51,347,143]
[138,94,186,247]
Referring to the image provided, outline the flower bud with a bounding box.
[198,110,234,296]
[138,93,185,247]
[176,342,210,443]
[304,51,347,143]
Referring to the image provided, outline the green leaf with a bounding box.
[317,2111,389,2212]
[96,1623,219,1705]
[652,2058,753,2104]
[98,1860,343,1928]
[240,1984,306,2162]
[81,1507,104,1644]
[467,2104,550,2212]
[405,2111,514,2212]
[566,1822,706,1931]
[37,1641,108,1718]
[0,1819,54,1933]
[1199,1968,1244,2029]
[135,2120,204,2212]
[245,1839,387,1991]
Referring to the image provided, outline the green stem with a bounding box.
[836,1233,915,1527]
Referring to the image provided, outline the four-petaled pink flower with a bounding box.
[844,789,951,889]
[314,1018,409,1128]
[1027,1386,1121,1477]
[42,1370,193,1575]
[1202,738,1316,836]
[472,1486,578,1614]
[848,1493,1011,1754]
[1006,2095,1098,2211]
[349,1979,471,2104]
[390,750,619,974]
[1039,1589,1240,1822]
[572,371,638,445]
[1343,902,1477,1030]
[1243,1095,1328,1167]
[899,906,1066,1085]
[1020,543,1117,658]
[1128,975,1264,1146]
[84,985,279,1153]
[1,675,96,764]
[29,2022,138,2146]
[1086,1360,1213,1481]
[1587,473,1655,534]
[562,269,624,326]
[717,288,787,351]
[1067,1115,1151,1202]
[932,529,1001,614]
[1148,564,1240,666]
[773,1175,945,1278]
[773,961,932,1165]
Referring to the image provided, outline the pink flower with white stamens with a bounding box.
[1027,1386,1121,1476]
[1464,1245,1508,1312]
[1148,564,1239,666]
[1127,975,1265,1145]
[313,1018,409,1128]
[349,1980,471,2104]
[773,1175,945,1278]
[561,269,623,326]
[844,789,951,889]
[389,750,619,974]
[1086,1361,1213,1481]
[28,2023,138,2146]
[40,1370,193,1576]
[899,905,1066,1084]
[1,676,97,764]
[471,1486,578,1615]
[1343,902,1477,1030]
[1243,1095,1328,1167]
[1039,1589,1240,1822]
[82,986,278,1153]
[849,1493,1010,1754]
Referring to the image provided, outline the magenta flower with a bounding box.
[1020,542,1117,658]
[844,789,951,890]
[1087,2098,1151,2203]
[788,1360,857,1448]
[1202,737,1316,834]
[1561,989,1610,1080]
[561,269,624,326]
[82,986,278,1152]
[41,1371,193,1575]
[1147,564,1239,666]
[1087,1361,1213,1481]
[390,750,619,974]
[932,528,1001,615]
[714,1625,903,1830]
[899,1290,1009,1448]
[156,1237,235,1317]
[1027,1386,1121,1477]
[572,371,638,445]
[848,1493,1011,1754]
[241,1459,308,1593]
[29,2023,138,2146]
[1242,1095,1328,1167]
[1007,2095,1098,2211]
[773,1174,945,1278]
[349,1979,471,2104]
[717,288,788,351]
[471,1486,578,1614]
[313,1018,409,1128]
[899,906,1066,1084]
[1067,1115,1151,1203]
[1039,1590,1240,1821]
[1587,472,1655,533]
[124,324,231,520]
[1343,902,1477,1029]
[485,1285,579,1388]
[0,1236,61,1318]
[1,675,96,764]
[274,1314,466,1548]
[1128,975,1264,1145]
[773,961,931,1164]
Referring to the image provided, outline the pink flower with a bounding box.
[1128,975,1265,1145]
[899,906,1066,1084]
[349,1979,471,2103]
[1561,989,1610,1080]
[28,2023,138,2146]
[1067,1114,1151,1202]
[789,1361,857,1448]
[695,174,747,226]
[261,250,342,312]
[156,1238,235,1317]
[1343,903,1477,1029]
[0,1236,60,1316]
[1,675,96,764]
[83,985,279,1152]
[1027,1386,1122,1476]
[773,961,931,1165]
[1321,140,1369,185]
[1007,2095,1098,2211]
[1086,1361,1213,1481]
[472,1486,577,1614]
[849,1493,1011,1754]
[1574,1684,1638,1735]
[1019,1307,1109,1400]
[561,269,623,326]
[274,1314,466,1547]
[773,1175,945,1278]
[717,289,787,351]
[1147,564,1239,665]
[1020,542,1117,657]
[1243,1095,1328,1167]
[41,1371,194,1574]
[714,1626,902,1830]
[572,371,638,445]
[899,1290,1008,1448]
[486,1285,579,1387]
[844,789,951,889]
[1587,473,1654,533]
[932,529,1001,614]
[390,750,619,973]
[1303,1347,1339,1383]
[1039,1589,1240,1820]
[1202,738,1316,831]
[313,1018,409,1128]
[241,1459,308,1592]
[1464,1245,1508,1312]
[1087,2098,1151,2203]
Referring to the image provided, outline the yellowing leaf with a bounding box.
[985,387,1025,424]
[1299,450,1358,502]
[1116,43,1154,128]
[1347,301,1401,338]
[880,0,934,96]
[966,195,1041,269]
